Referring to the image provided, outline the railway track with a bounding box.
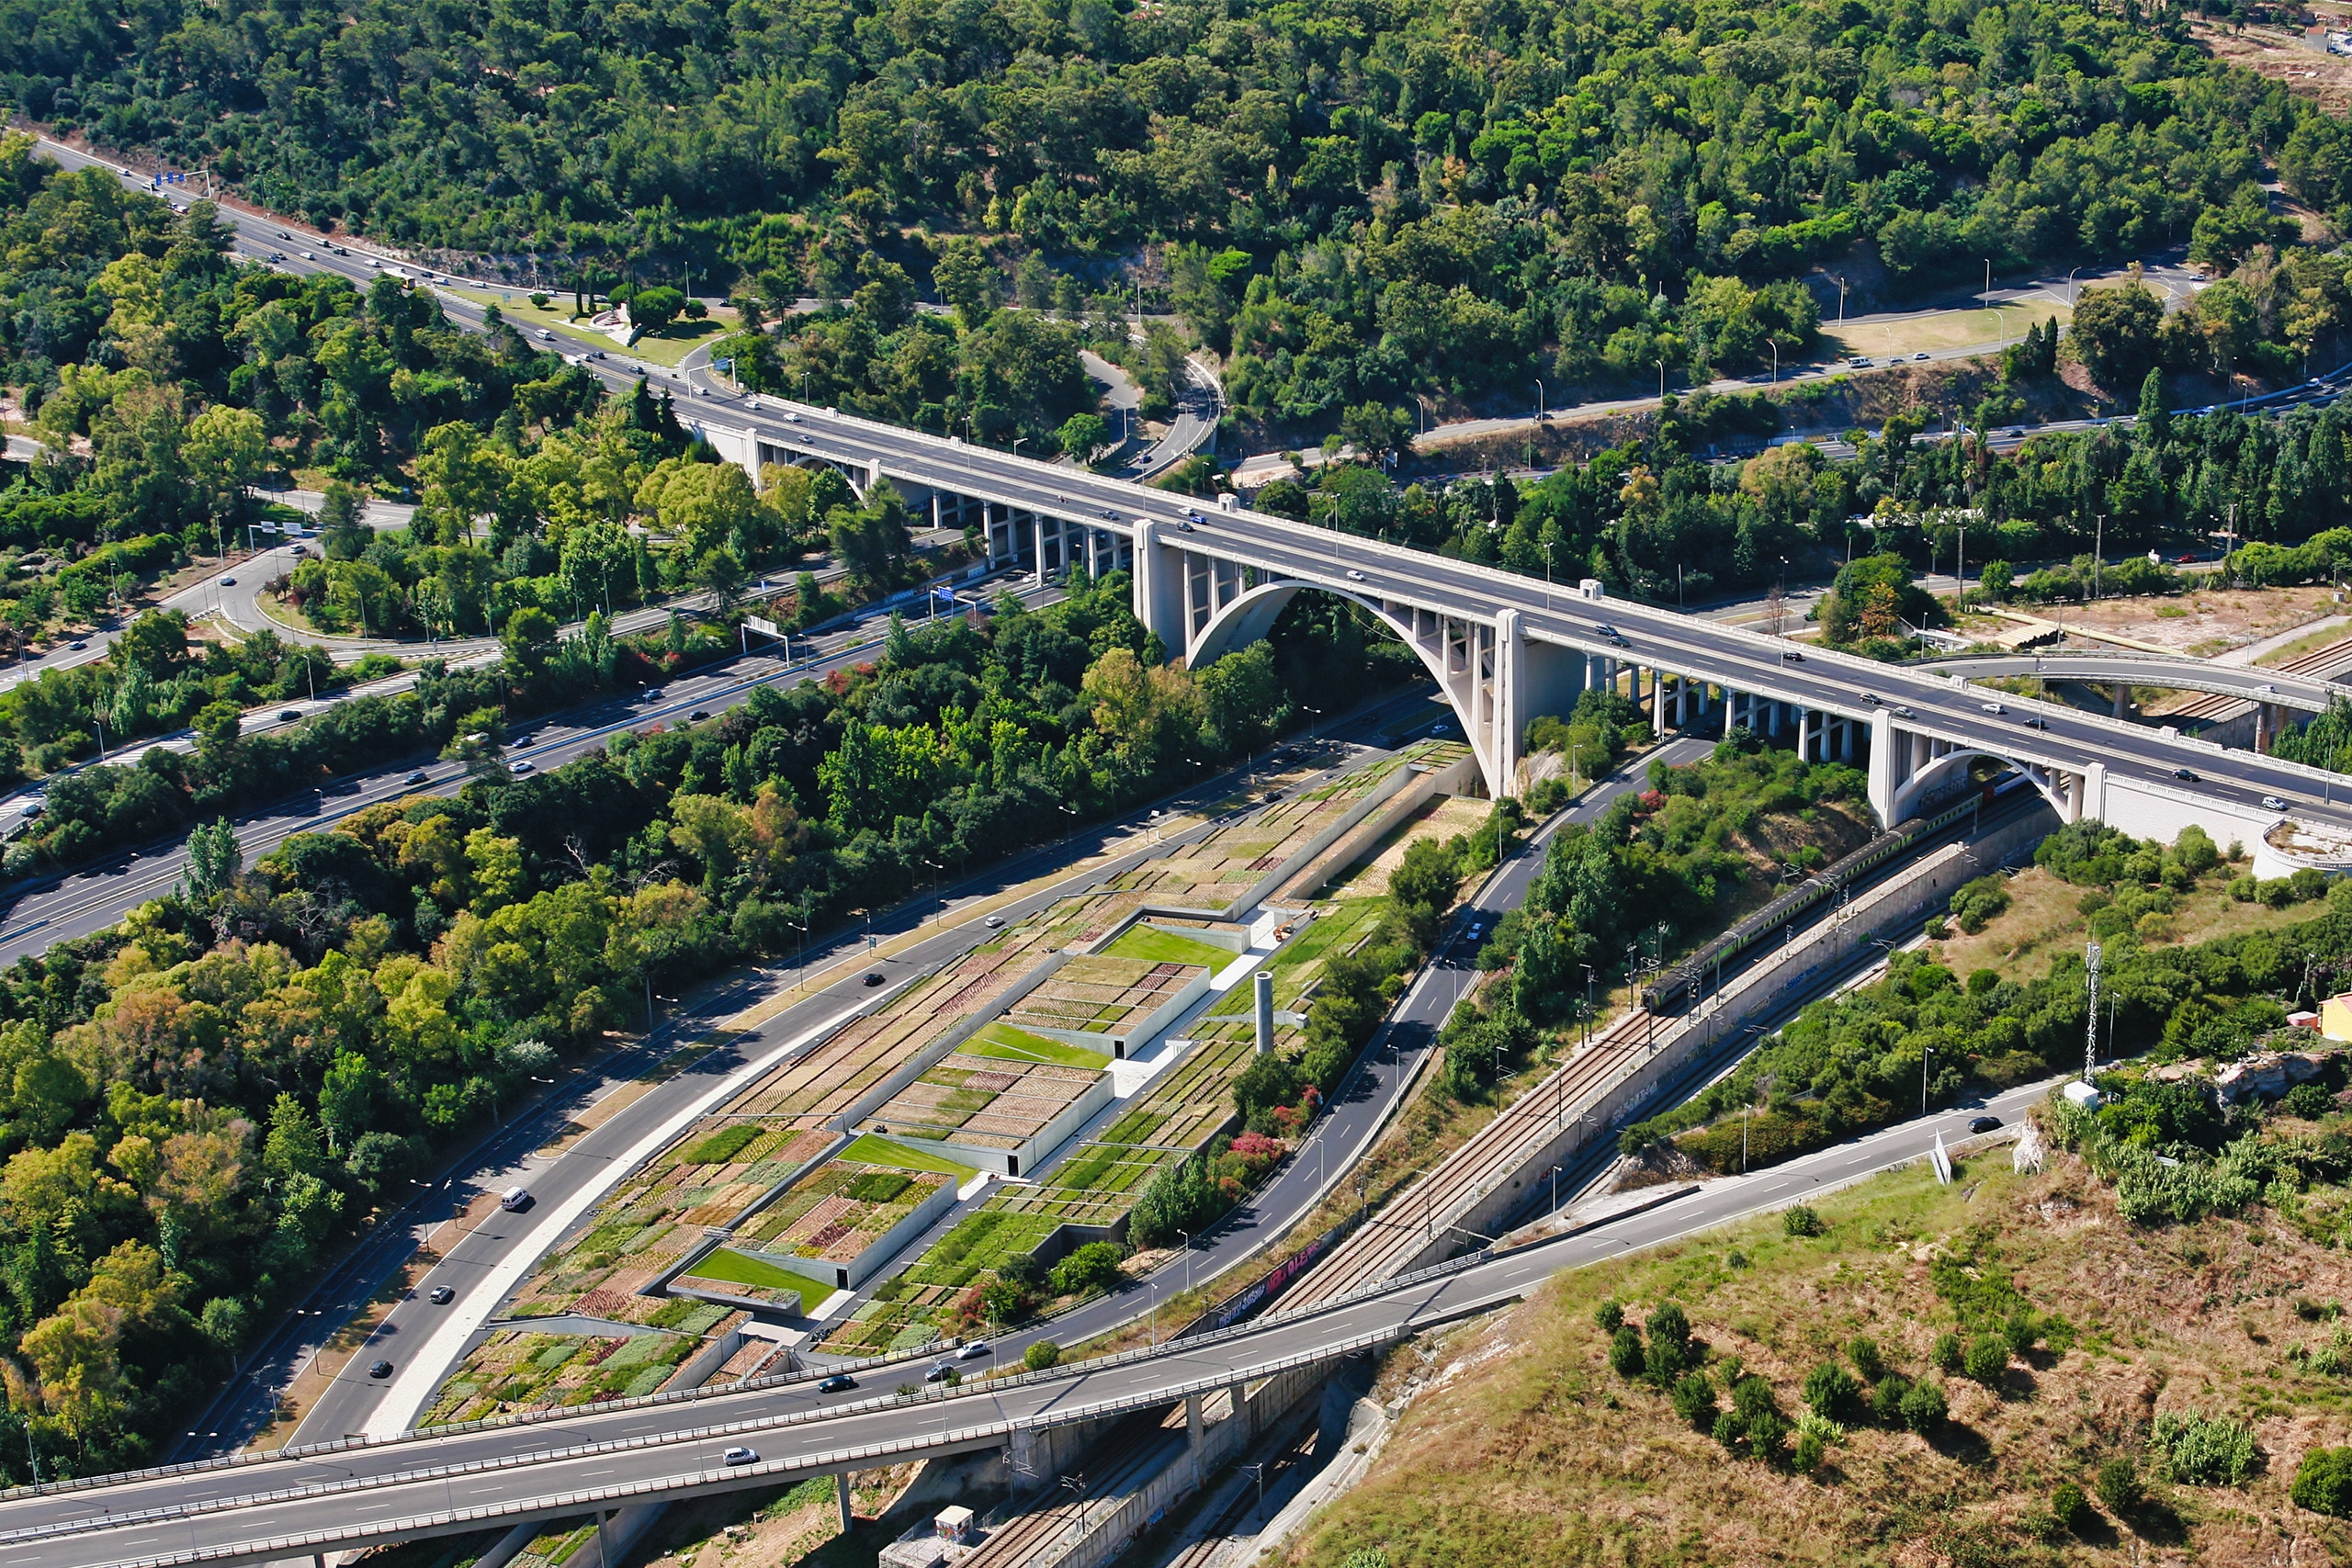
[1283,1002,1660,1310]
[2156,631,2352,725]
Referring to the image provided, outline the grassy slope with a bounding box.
[1102,925,1236,969]
[837,1133,978,1180]
[967,1021,1114,1069]
[1290,1150,2352,1567]
[688,1248,835,1313]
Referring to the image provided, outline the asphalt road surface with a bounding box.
[0,1077,2061,1568]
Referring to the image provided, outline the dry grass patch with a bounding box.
[1285,1155,2352,1567]
[1930,860,2308,980]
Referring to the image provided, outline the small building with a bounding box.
[2061,1080,2102,1111]
[2323,992,2352,1042]
[935,1506,975,1544]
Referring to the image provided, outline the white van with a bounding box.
[500,1187,531,1211]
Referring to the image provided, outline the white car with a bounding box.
[956,1338,990,1359]
[2264,795,2289,811]
[1345,570,1365,581]
[1980,702,2003,715]
[722,1446,759,1466]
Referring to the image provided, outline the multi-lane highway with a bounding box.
[0,1075,2057,1568]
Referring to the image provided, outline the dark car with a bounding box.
[688,709,710,721]
[405,772,428,784]
[817,1373,856,1393]
[863,971,886,987]
[368,1359,394,1379]
[2173,767,2198,782]
[427,1286,455,1304]
[1968,1115,2003,1134]
[923,1360,955,1382]
[277,708,300,722]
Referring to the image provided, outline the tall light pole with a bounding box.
[2085,941,2102,1085]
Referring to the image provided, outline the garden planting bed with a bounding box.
[421,1320,716,1426]
[1109,752,1414,912]
[860,1050,1111,1174]
[1001,954,1211,1055]
[726,920,1064,1122]
[727,1156,959,1291]
[496,1122,837,1324]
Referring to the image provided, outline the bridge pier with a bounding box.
[837,1471,854,1532]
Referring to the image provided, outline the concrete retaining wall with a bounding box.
[1278,752,1481,901]
[836,953,1075,1132]
[1381,802,2058,1275]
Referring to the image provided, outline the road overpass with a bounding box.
[0,1079,2057,1568]
[27,134,2352,869]
[655,395,2352,872]
[1924,649,2351,750]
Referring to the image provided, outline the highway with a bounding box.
[1923,650,2352,713]
[0,1076,2059,1568]
[24,136,2351,851]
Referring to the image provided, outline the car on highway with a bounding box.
[300,250,314,259]
[2023,716,2048,728]
[985,915,1005,928]
[923,1360,956,1382]
[427,1286,455,1304]
[1912,351,1930,360]
[2264,795,2290,810]
[1345,569,1365,581]
[1779,649,1803,662]
[1892,705,1914,717]
[2174,767,2199,781]
[68,639,86,650]
[688,709,710,720]
[956,1338,991,1359]
[405,772,428,784]
[1860,692,1880,705]
[863,970,886,986]
[1849,355,1872,368]
[18,803,41,820]
[1980,702,2003,715]
[536,329,554,341]
[722,1446,760,1465]
[277,708,300,722]
[218,575,236,587]
[508,760,534,774]
[2007,428,2026,438]
[1968,1115,2003,1134]
[500,1187,532,1211]
[817,1373,857,1393]
[368,1359,394,1379]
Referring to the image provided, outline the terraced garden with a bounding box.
[1205,896,1389,1019]
[862,1052,1105,1156]
[421,1313,728,1425]
[673,1248,837,1314]
[726,919,1066,1123]
[731,1157,955,1271]
[962,1021,1114,1069]
[1099,923,1239,969]
[1002,954,1207,1044]
[498,1122,837,1324]
[1109,747,1432,913]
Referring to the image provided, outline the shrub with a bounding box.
[1872,1372,1912,1423]
[2051,1482,2090,1532]
[1783,1205,1823,1237]
[1792,1428,1826,1472]
[2284,1082,2335,1120]
[1731,1373,1778,1424]
[1644,1302,1692,1382]
[2293,1446,2352,1516]
[1023,1340,1061,1371]
[1712,1408,1744,1449]
[1803,1363,1862,1423]
[2095,1456,2143,1515]
[1670,1371,1719,1430]
[1899,1379,1948,1434]
[1608,1325,1646,1379]
[1047,1241,1125,1297]
[1594,1300,1624,1334]
[2151,1411,2257,1486]
[1963,1333,2010,1384]
[1746,1409,1792,1463]
[2003,1309,2042,1357]
[1931,1332,1963,1372]
[1847,1336,1885,1383]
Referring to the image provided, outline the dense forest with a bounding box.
[7,0,2349,427]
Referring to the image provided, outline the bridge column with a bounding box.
[1130,521,1187,660]
[1186,1390,1205,1483]
[2113,683,2130,720]
[1723,691,1739,739]
[1867,710,1900,826]
[1652,669,1668,737]
[837,1472,854,1531]
[1228,1380,1251,1438]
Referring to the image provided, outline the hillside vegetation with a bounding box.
[1292,1144,2352,1567]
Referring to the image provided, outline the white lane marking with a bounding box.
[361,1011,851,1438]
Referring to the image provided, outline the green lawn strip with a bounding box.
[435,285,727,367]
[1101,926,1234,970]
[682,1248,835,1313]
[966,1022,1112,1069]
[838,1133,978,1181]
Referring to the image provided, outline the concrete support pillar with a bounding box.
[2113,683,2129,720]
[1767,701,1781,739]
[1724,690,1738,739]
[837,1472,854,1531]
[1792,705,1808,760]
[1840,716,1855,762]
[1653,668,1668,737]
[1866,710,1899,827]
[1129,521,1187,662]
[1034,515,1047,582]
[1228,1381,1250,1438]
[1187,1390,1204,1450]
[1254,971,1275,1054]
